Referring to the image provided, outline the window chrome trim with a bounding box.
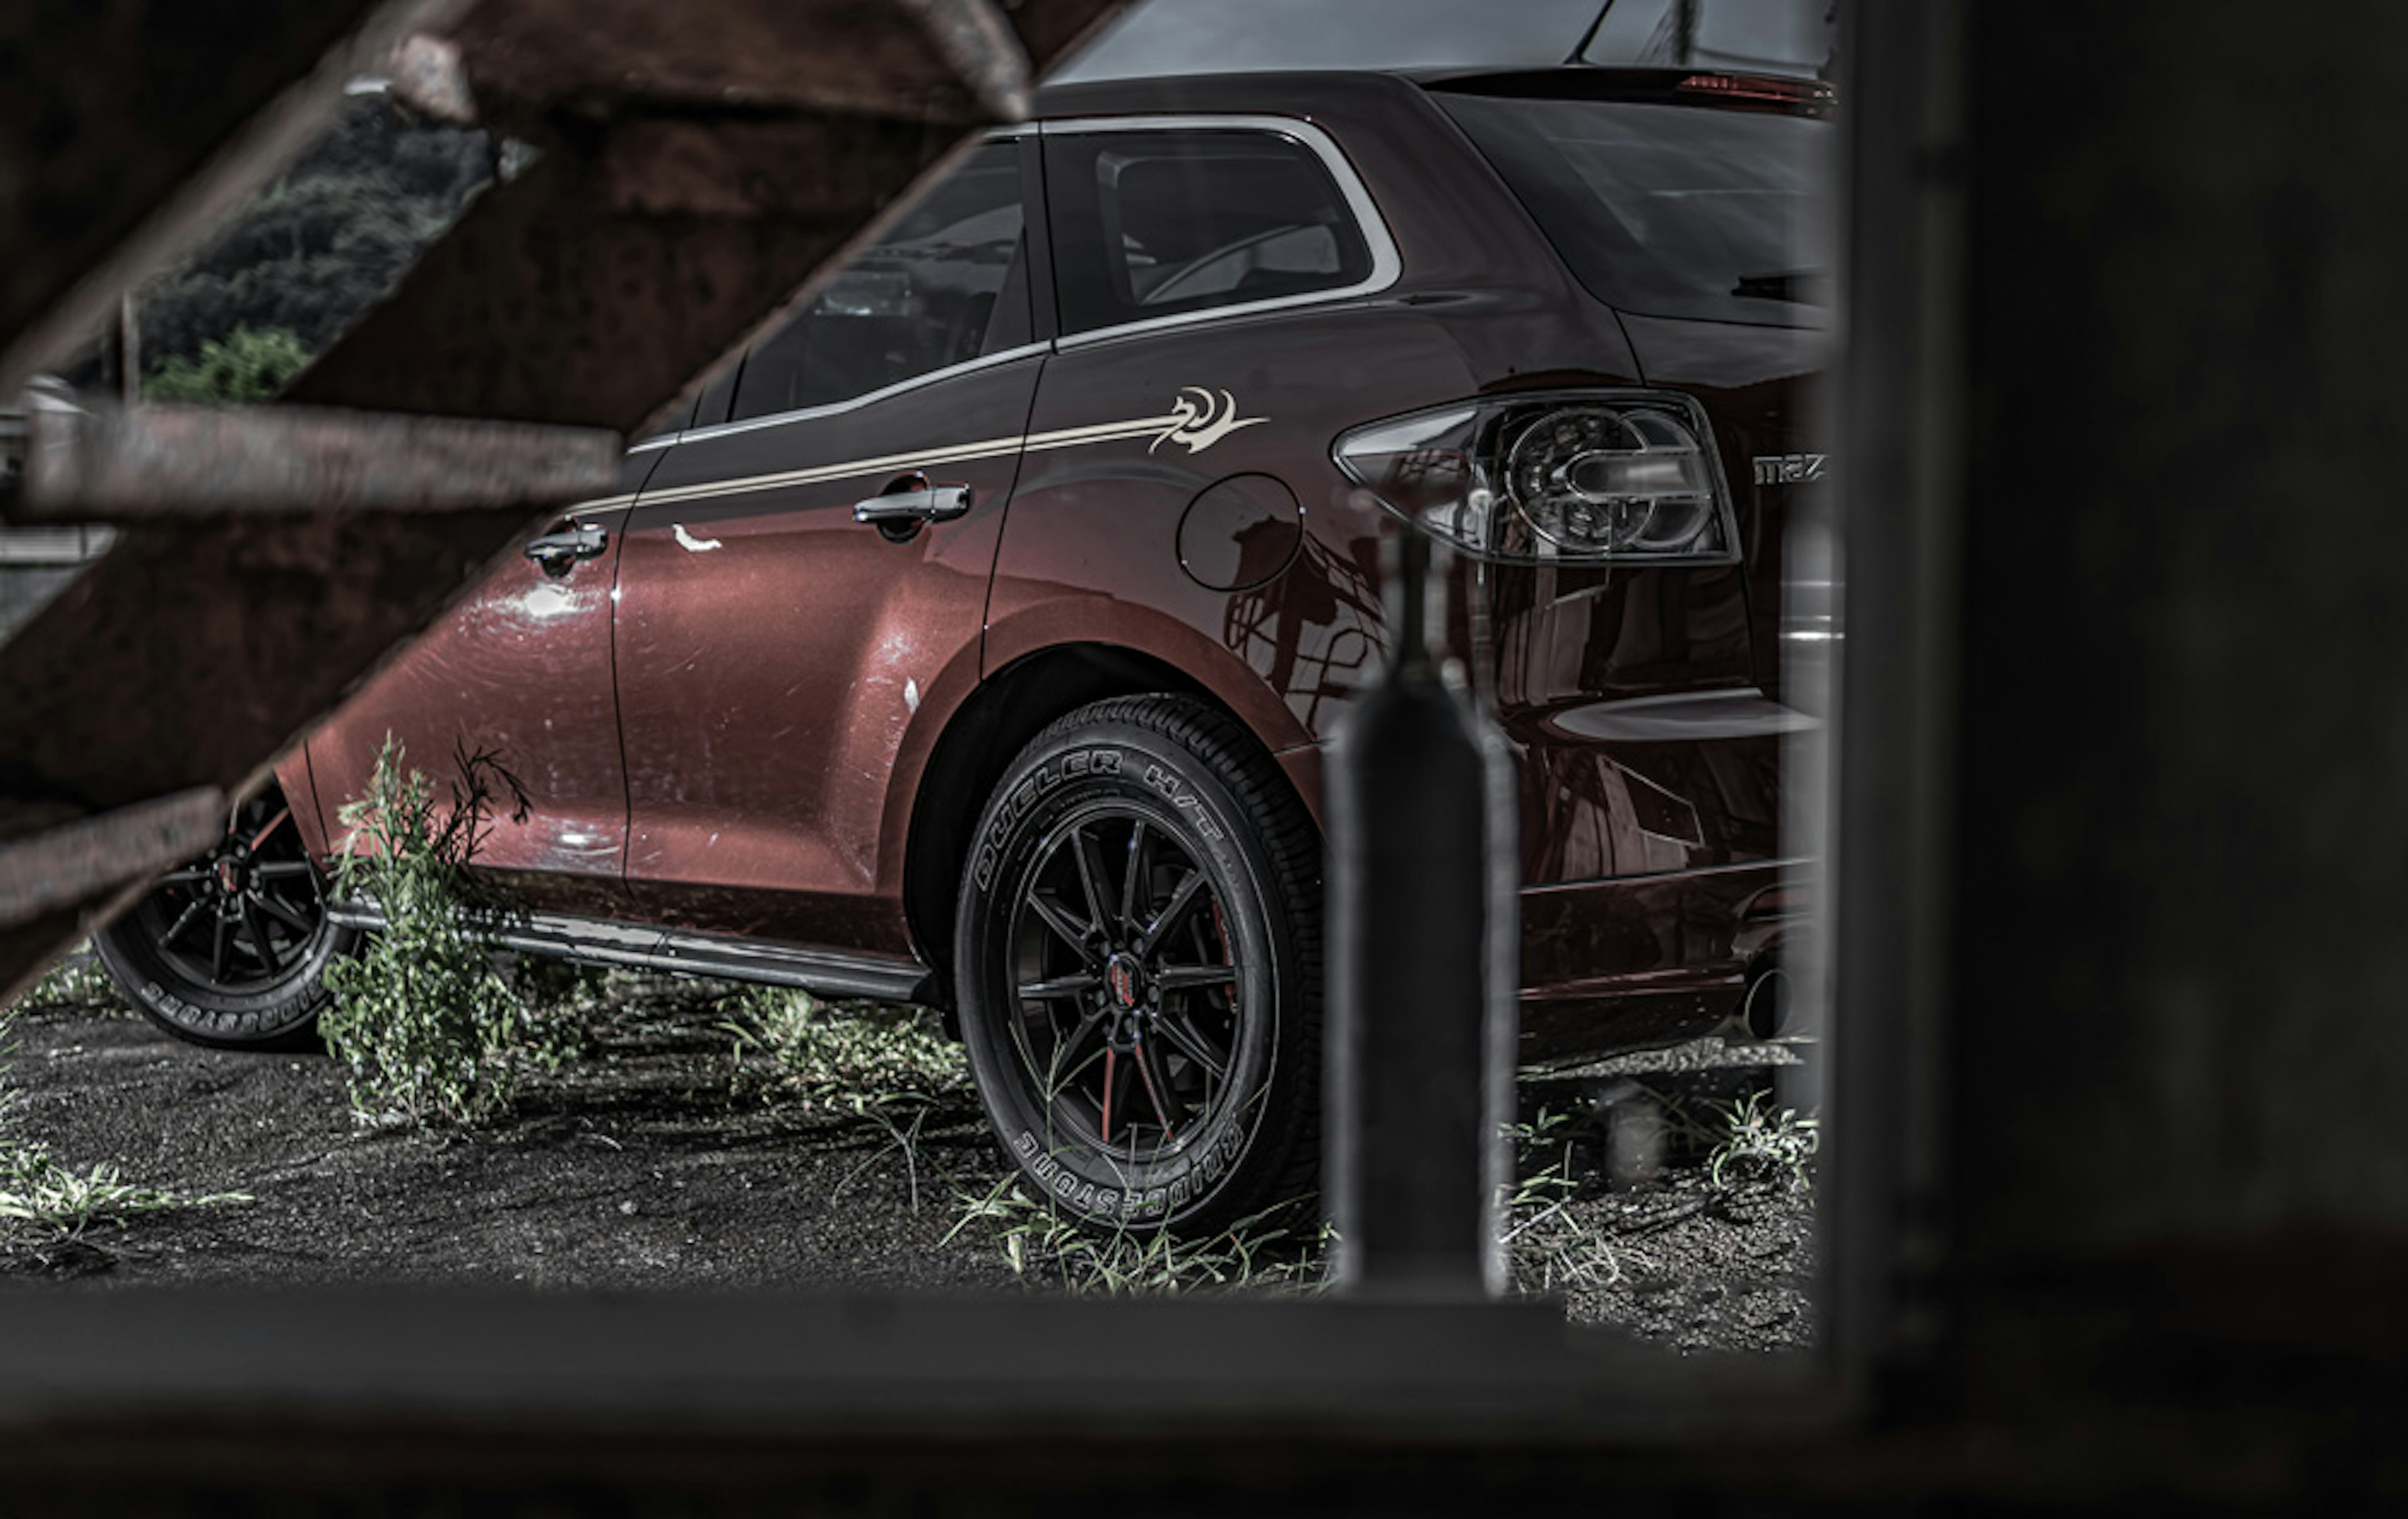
[666,342,1052,447]
[1037,113,1404,350]
[630,115,1397,453]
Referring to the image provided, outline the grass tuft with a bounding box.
[5,947,125,1019]
[0,989,243,1240]
[943,1180,1332,1295]
[1708,1088,1821,1194]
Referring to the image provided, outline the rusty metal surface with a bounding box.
[0,0,1124,1002]
[16,400,618,521]
[292,0,1121,435]
[0,0,474,395]
[0,788,224,932]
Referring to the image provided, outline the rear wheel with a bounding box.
[954,695,1321,1235]
[93,787,355,1050]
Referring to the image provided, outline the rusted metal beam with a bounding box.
[0,0,477,396]
[0,789,224,933]
[292,0,1122,434]
[0,0,1124,1002]
[14,399,619,522]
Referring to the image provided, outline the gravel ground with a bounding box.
[0,964,1818,1352]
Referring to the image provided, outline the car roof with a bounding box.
[1029,66,1832,123]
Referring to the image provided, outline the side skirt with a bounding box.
[325,900,939,1007]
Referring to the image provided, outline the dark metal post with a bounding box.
[1327,532,1519,1296]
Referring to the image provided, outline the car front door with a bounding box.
[611,137,1042,952]
[304,453,660,916]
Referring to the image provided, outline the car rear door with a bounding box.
[610,137,1042,952]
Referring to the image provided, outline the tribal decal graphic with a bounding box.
[581,389,1274,515]
[1148,387,1267,455]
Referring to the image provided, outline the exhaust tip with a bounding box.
[1742,965,1792,1041]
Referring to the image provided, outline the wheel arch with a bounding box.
[900,640,1309,998]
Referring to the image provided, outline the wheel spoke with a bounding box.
[251,890,314,935]
[1070,826,1113,940]
[210,915,229,980]
[1027,892,1095,959]
[1119,820,1151,936]
[248,807,291,850]
[252,859,315,880]
[1154,963,1235,992]
[241,900,284,975]
[1137,870,1207,955]
[1055,1007,1111,1075]
[1133,1038,1180,1143]
[162,897,208,949]
[1017,970,1101,1001]
[158,866,211,886]
[1100,1046,1120,1144]
[1153,1009,1230,1082]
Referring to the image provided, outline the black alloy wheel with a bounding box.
[93,788,357,1049]
[955,695,1321,1234]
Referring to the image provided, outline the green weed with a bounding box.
[721,988,966,1118]
[4,947,124,1017]
[0,992,243,1239]
[1708,1088,1821,1194]
[943,1179,1331,1296]
[319,735,577,1127]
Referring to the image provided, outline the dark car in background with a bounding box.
[97,66,1831,1231]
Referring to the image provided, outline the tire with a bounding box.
[954,695,1322,1235]
[93,787,357,1051]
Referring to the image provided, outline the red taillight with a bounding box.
[1675,73,1836,118]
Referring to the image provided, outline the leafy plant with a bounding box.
[143,326,311,402]
[1708,1088,1821,1194]
[0,992,242,1238]
[4,946,124,1017]
[135,95,491,374]
[319,735,574,1126]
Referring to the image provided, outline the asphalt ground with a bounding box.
[0,965,1818,1352]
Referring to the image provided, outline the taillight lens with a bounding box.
[1333,391,1739,564]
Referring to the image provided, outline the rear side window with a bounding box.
[731,141,1031,422]
[1435,94,1830,328]
[1044,127,1375,337]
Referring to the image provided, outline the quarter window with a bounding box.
[1044,128,1375,336]
[730,142,1031,422]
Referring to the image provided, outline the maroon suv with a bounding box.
[97,66,1829,1231]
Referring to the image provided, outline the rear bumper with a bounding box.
[1516,859,1803,1063]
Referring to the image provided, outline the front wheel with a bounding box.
[93,787,356,1050]
[954,695,1322,1236]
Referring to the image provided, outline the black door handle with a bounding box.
[853,473,973,541]
[524,523,608,576]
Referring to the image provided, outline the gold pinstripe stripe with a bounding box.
[571,411,1188,517]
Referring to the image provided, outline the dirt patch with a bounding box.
[1,969,1817,1351]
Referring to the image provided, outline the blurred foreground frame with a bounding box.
[38,0,2405,1513]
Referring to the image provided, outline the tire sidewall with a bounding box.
[955,715,1302,1231]
[95,912,354,1050]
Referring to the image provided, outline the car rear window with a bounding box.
[1043,128,1376,337]
[1434,93,1830,328]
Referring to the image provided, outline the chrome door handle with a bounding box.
[853,478,973,536]
[524,523,608,576]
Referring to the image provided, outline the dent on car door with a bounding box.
[302,446,662,916]
[612,138,1041,952]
